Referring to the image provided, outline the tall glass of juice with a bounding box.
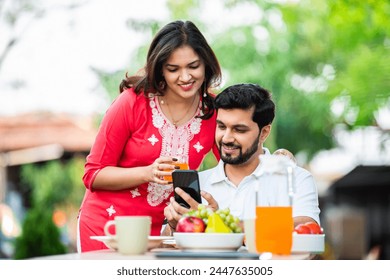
[255,155,295,255]
[255,206,293,255]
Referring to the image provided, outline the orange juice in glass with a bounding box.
[254,155,295,255]
[255,206,293,255]
[163,155,189,181]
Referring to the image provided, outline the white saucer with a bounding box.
[90,235,174,250]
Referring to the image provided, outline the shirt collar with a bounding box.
[252,147,271,177]
[208,147,271,184]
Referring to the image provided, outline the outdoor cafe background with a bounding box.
[0,0,389,259]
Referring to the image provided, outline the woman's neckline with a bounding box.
[155,95,200,128]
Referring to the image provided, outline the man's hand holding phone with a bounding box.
[171,170,218,213]
[163,187,219,233]
[172,170,202,208]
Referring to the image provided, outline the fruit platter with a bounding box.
[173,205,245,251]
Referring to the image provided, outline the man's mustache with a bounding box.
[220,142,241,149]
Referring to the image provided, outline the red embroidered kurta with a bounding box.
[78,88,218,252]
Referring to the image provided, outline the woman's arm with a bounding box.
[92,165,153,191]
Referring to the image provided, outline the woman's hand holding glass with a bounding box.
[150,156,183,184]
[162,155,189,182]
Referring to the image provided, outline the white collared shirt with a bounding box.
[198,149,321,224]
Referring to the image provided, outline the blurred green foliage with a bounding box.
[20,157,85,208]
[13,157,85,258]
[96,0,389,164]
[211,0,389,160]
[13,208,66,259]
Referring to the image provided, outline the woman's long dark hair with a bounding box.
[119,20,222,120]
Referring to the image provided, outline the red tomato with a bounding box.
[304,222,323,234]
[294,224,311,234]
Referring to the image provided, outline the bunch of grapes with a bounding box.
[183,204,243,233]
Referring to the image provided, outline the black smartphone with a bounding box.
[172,170,202,208]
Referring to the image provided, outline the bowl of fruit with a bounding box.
[292,222,325,253]
[173,206,244,252]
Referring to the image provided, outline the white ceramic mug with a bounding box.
[244,219,257,253]
[104,216,151,255]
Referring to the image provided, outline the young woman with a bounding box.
[77,20,222,252]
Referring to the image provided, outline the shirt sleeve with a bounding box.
[292,167,321,224]
[82,91,134,189]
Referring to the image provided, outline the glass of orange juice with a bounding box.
[254,155,295,255]
[163,155,189,181]
[255,206,293,255]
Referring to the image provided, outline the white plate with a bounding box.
[173,233,245,252]
[90,235,174,250]
[163,239,177,245]
[292,233,325,253]
[148,236,175,249]
[90,235,117,250]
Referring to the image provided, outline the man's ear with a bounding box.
[259,124,271,143]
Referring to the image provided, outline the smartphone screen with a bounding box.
[172,170,202,208]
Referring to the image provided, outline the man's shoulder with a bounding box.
[199,166,218,178]
[295,165,311,173]
[294,165,315,181]
[198,164,221,188]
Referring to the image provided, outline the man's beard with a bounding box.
[219,135,260,165]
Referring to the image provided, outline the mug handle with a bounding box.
[104,220,116,237]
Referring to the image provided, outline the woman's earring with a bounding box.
[203,92,207,97]
[159,80,166,90]
[203,83,207,97]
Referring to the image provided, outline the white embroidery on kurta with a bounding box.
[106,205,116,217]
[130,188,141,198]
[146,96,203,207]
[150,96,202,158]
[151,98,165,129]
[190,118,201,134]
[148,134,159,146]
[147,182,173,206]
[193,141,204,153]
[152,113,164,129]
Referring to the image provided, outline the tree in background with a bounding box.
[205,0,389,160]
[95,0,389,164]
[13,157,85,258]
